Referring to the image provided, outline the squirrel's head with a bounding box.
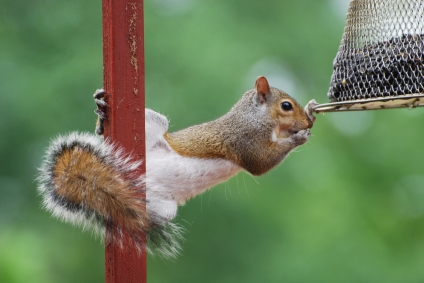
[254,76,313,140]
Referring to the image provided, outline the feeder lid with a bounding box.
[314,0,424,113]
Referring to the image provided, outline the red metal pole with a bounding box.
[102,0,146,282]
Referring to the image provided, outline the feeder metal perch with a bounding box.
[314,0,424,113]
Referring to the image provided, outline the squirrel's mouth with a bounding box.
[272,126,303,142]
[272,126,291,142]
[277,129,290,139]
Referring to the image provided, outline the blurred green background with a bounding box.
[2,0,424,282]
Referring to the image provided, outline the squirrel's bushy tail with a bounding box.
[37,132,182,258]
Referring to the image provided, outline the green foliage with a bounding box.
[2,0,424,282]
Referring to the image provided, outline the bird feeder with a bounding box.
[314,0,424,113]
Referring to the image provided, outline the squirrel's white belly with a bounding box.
[146,139,241,221]
[144,109,242,221]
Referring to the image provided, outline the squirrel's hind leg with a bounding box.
[147,197,178,224]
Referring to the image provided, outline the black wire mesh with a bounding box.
[328,0,424,103]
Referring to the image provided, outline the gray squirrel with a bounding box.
[37,76,317,258]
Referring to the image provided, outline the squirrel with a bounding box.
[37,76,317,258]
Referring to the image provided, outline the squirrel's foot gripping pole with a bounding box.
[94,89,107,136]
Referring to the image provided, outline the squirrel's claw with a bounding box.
[305,99,318,124]
[94,88,107,136]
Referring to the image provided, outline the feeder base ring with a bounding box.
[313,94,424,113]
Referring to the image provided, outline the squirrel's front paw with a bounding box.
[94,89,107,135]
[290,129,311,146]
[305,99,318,123]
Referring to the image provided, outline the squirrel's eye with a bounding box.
[281,101,293,111]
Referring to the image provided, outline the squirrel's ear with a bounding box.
[255,76,270,104]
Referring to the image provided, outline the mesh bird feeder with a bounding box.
[314,0,424,113]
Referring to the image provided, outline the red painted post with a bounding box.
[102,0,146,282]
